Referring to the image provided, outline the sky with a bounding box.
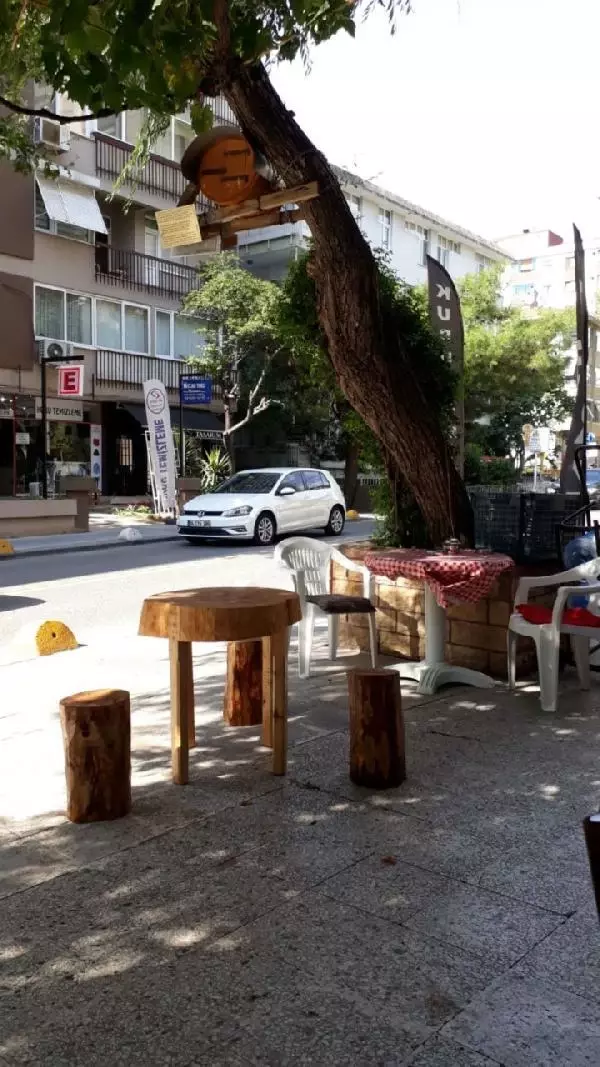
[270,0,600,245]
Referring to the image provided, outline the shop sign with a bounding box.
[90,423,102,487]
[58,364,84,397]
[34,398,83,422]
[15,432,30,445]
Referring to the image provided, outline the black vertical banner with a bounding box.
[560,224,589,493]
[426,255,465,475]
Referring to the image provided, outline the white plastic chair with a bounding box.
[508,557,600,711]
[274,537,377,678]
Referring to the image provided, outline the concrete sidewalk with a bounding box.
[0,621,599,1064]
[3,522,181,558]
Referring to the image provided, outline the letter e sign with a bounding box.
[58,365,84,397]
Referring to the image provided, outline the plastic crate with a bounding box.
[468,488,584,564]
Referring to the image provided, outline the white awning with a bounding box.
[36,175,107,234]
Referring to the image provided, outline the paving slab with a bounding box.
[405,1035,502,1066]
[513,901,600,1004]
[441,973,600,1066]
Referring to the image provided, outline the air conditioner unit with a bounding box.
[34,117,70,152]
[41,339,69,362]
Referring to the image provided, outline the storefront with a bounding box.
[0,393,102,497]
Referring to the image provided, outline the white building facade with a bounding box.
[238,166,506,285]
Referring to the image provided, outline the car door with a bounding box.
[302,470,331,526]
[275,471,309,532]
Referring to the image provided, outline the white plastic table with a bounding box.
[364,548,514,695]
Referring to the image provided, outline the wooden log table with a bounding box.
[139,587,301,785]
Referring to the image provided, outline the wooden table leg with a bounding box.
[261,636,273,749]
[271,629,288,776]
[169,638,193,785]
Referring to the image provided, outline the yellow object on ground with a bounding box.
[0,539,14,555]
[346,510,360,521]
[35,620,78,657]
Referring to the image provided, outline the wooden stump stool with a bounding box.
[347,669,405,789]
[224,640,263,727]
[60,689,131,823]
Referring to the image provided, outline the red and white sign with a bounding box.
[58,364,84,397]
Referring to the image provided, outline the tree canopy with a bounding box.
[0,0,409,164]
[460,266,574,458]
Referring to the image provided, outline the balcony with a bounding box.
[95,246,200,298]
[95,133,188,201]
[95,350,220,400]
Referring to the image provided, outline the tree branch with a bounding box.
[225,396,282,438]
[0,95,116,125]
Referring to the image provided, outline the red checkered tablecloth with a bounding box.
[364,549,514,609]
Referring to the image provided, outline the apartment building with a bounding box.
[238,165,506,285]
[0,94,236,498]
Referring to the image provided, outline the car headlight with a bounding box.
[223,505,253,517]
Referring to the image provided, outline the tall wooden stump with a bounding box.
[224,640,263,726]
[347,668,405,789]
[60,689,131,823]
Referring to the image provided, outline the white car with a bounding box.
[177,467,346,546]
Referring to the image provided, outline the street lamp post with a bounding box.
[40,353,84,500]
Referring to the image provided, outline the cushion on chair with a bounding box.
[517,604,600,627]
[306,594,375,615]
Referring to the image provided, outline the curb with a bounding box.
[7,532,182,560]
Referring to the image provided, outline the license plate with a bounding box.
[189,519,210,528]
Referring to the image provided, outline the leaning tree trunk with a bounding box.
[211,54,473,544]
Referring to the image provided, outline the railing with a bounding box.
[96,350,186,391]
[94,246,200,298]
[95,350,221,398]
[95,133,188,200]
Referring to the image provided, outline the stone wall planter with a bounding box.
[332,542,557,679]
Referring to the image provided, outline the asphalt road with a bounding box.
[0,520,374,652]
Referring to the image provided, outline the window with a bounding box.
[379,208,392,250]
[96,114,125,140]
[519,259,535,272]
[35,286,64,339]
[124,304,149,353]
[437,235,461,268]
[347,194,362,222]
[476,253,492,274]
[303,470,328,491]
[96,299,122,349]
[35,286,93,344]
[34,187,93,244]
[174,314,203,358]
[279,472,306,493]
[66,293,92,346]
[405,221,429,265]
[156,310,172,357]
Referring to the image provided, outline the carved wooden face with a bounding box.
[197,135,268,206]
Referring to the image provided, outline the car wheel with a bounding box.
[254,512,276,546]
[325,505,345,536]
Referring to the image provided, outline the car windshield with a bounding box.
[211,472,280,494]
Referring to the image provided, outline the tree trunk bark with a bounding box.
[224,640,263,726]
[344,438,360,509]
[217,60,473,544]
[347,669,405,789]
[223,405,235,472]
[59,689,131,822]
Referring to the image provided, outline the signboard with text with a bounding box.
[143,379,177,512]
[35,398,83,422]
[179,375,212,405]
